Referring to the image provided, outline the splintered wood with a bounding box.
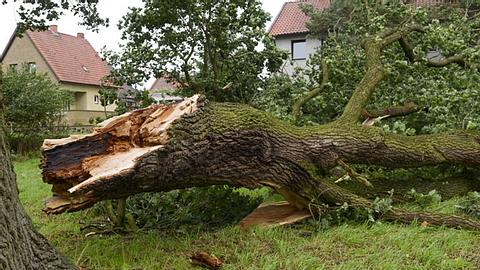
[41,95,200,214]
[239,201,312,229]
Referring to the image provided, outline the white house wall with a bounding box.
[274,33,322,76]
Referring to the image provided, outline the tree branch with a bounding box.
[362,102,424,119]
[292,60,329,122]
[399,37,416,62]
[337,25,426,125]
[381,25,425,47]
[336,40,384,124]
[40,99,480,230]
[427,55,478,70]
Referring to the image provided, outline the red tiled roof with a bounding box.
[26,29,110,86]
[268,0,457,37]
[150,77,178,91]
[269,0,331,37]
[413,0,459,6]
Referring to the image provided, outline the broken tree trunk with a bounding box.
[41,25,480,231]
[40,95,480,230]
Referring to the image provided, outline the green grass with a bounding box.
[15,158,480,270]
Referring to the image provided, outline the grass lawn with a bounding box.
[15,158,480,270]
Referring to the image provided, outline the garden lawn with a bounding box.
[15,158,480,270]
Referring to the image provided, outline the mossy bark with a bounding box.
[337,174,480,202]
[41,99,480,230]
[41,26,480,231]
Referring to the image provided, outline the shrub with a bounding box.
[7,131,69,155]
[456,192,480,219]
[407,189,442,209]
[2,65,73,129]
[123,186,263,229]
[95,117,104,124]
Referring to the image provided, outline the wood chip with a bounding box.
[190,252,223,269]
[420,221,429,228]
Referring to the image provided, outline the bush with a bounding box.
[456,192,480,219]
[2,65,73,129]
[95,117,104,124]
[7,131,69,155]
[407,189,442,209]
[122,186,263,229]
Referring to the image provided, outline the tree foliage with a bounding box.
[105,0,286,103]
[1,0,107,33]
[2,66,73,130]
[98,87,117,118]
[255,1,480,135]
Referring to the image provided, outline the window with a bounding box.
[63,100,70,111]
[94,95,100,104]
[28,62,37,73]
[291,40,307,60]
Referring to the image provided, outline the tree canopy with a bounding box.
[256,1,480,134]
[104,0,286,103]
[4,0,107,33]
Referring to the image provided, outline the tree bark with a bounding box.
[40,95,480,230]
[0,72,75,269]
[39,25,480,231]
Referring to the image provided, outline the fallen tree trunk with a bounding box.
[40,95,480,230]
[40,25,480,231]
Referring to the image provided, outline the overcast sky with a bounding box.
[0,1,285,57]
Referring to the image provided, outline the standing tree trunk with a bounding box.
[0,71,75,269]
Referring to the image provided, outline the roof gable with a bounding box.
[269,0,331,37]
[24,29,110,86]
[150,77,178,91]
[268,0,458,37]
[413,0,459,6]
[0,30,17,62]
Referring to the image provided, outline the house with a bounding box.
[269,0,459,76]
[269,0,330,76]
[149,77,183,103]
[0,25,116,125]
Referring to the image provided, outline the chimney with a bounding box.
[77,33,85,39]
[49,25,58,32]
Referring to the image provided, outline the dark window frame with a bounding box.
[291,39,307,60]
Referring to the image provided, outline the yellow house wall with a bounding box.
[61,83,117,125]
[61,83,116,111]
[2,35,117,125]
[1,34,57,81]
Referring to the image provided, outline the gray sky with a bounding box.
[0,1,285,57]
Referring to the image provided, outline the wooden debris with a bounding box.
[239,201,312,230]
[190,252,223,270]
